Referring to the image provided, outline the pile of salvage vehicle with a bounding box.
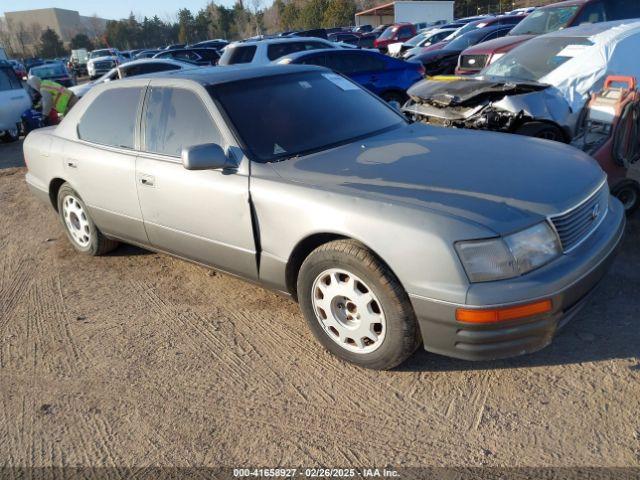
[404,19,640,215]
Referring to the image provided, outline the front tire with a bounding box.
[297,240,420,370]
[57,183,119,255]
[611,179,640,216]
[516,121,566,143]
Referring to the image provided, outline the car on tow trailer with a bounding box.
[24,65,625,369]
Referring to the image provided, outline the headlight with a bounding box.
[490,53,505,64]
[456,222,561,283]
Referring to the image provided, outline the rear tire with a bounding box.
[1,125,19,143]
[611,179,640,216]
[516,121,566,143]
[56,183,119,256]
[297,239,420,370]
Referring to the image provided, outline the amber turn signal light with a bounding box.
[456,299,553,324]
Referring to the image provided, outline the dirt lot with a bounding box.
[0,139,639,470]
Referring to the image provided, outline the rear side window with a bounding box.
[325,53,385,74]
[223,45,257,64]
[78,87,143,149]
[143,87,222,157]
[267,42,327,61]
[0,67,23,90]
[122,63,181,77]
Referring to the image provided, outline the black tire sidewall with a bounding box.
[612,180,640,216]
[57,184,101,255]
[298,245,417,369]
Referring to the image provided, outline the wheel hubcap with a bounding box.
[62,195,91,247]
[311,268,386,354]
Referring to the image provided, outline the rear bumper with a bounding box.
[409,196,626,361]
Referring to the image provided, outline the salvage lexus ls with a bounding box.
[24,65,625,369]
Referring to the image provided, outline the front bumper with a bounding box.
[409,196,626,361]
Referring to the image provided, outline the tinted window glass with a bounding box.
[78,87,142,149]
[0,67,22,90]
[144,87,222,157]
[222,45,257,64]
[325,53,385,74]
[510,5,580,35]
[606,0,640,19]
[267,42,326,61]
[298,54,327,66]
[210,71,405,163]
[575,2,607,24]
[122,63,181,77]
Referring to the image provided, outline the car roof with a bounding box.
[539,19,640,39]
[279,48,381,61]
[121,58,193,67]
[140,64,324,86]
[542,0,588,8]
[230,37,329,46]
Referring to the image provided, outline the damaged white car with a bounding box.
[403,20,640,142]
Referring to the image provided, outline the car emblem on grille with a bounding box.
[469,59,476,65]
[591,203,600,221]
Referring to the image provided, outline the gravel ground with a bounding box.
[0,139,639,469]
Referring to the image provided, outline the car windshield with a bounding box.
[405,32,428,46]
[509,5,579,35]
[90,50,113,58]
[377,27,398,40]
[209,71,406,163]
[444,29,490,51]
[483,36,593,82]
[30,64,66,77]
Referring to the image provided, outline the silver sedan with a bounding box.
[24,65,625,369]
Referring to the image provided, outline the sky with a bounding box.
[2,0,242,21]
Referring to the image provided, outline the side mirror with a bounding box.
[181,143,229,170]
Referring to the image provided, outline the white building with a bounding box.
[355,1,454,27]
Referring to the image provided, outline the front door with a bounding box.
[135,84,257,279]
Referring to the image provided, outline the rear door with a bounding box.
[63,83,148,244]
[0,66,30,132]
[135,81,257,278]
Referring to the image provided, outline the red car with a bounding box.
[8,60,27,80]
[456,0,640,75]
[374,23,417,52]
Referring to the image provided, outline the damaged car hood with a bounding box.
[269,123,604,234]
[407,77,548,107]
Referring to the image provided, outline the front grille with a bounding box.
[94,61,114,69]
[459,54,489,71]
[550,182,609,252]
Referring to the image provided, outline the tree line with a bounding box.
[2,0,559,59]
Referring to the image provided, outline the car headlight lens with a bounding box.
[456,222,561,283]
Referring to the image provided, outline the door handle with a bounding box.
[139,175,155,187]
[66,161,77,168]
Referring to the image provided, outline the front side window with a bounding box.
[143,87,222,157]
[575,2,607,24]
[78,87,143,149]
[606,0,640,19]
[510,5,580,35]
[209,71,405,163]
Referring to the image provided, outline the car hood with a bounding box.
[415,49,460,63]
[407,77,549,107]
[269,123,604,235]
[462,34,534,54]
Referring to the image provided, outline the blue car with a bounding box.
[276,49,424,108]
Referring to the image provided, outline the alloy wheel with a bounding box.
[311,268,386,354]
[62,195,92,248]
